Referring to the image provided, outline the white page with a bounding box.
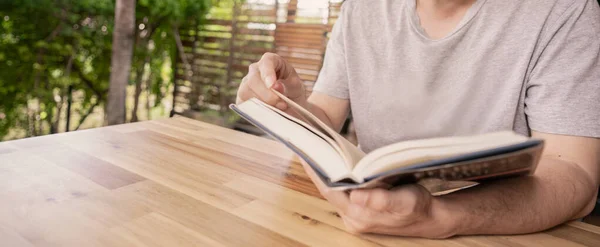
[271,89,366,168]
[236,99,352,182]
[352,132,528,181]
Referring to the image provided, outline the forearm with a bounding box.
[435,156,598,236]
[307,102,342,131]
[300,92,349,132]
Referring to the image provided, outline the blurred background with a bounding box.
[0,0,348,142]
[3,0,598,143]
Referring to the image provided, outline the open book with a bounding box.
[230,91,544,191]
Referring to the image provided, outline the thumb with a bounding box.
[257,53,303,98]
[350,188,391,211]
[260,70,277,89]
[271,81,288,110]
[257,53,282,88]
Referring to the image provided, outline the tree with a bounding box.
[0,0,213,140]
[107,0,136,125]
[0,0,114,138]
[128,0,212,122]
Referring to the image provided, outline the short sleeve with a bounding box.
[312,2,351,99]
[525,0,600,138]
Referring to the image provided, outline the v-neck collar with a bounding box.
[406,0,487,42]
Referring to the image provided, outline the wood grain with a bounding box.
[0,142,16,154]
[37,145,145,190]
[0,116,599,246]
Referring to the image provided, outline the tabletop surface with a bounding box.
[1,116,600,246]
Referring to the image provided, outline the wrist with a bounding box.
[429,196,475,238]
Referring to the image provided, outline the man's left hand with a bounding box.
[300,161,457,239]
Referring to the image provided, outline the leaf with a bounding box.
[0,0,214,139]
[34,40,48,48]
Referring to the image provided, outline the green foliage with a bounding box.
[0,0,212,139]
[0,0,114,138]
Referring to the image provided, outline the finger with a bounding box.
[239,76,286,110]
[342,216,360,233]
[237,77,257,103]
[245,64,280,105]
[238,64,260,102]
[248,79,279,106]
[272,81,288,110]
[346,185,437,237]
[389,184,431,215]
[346,201,408,230]
[257,53,282,88]
[349,188,392,212]
[342,214,372,234]
[258,53,304,99]
[346,203,378,222]
[299,160,351,213]
[324,189,352,215]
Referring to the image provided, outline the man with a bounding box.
[236,0,600,238]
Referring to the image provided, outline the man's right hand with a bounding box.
[236,52,306,111]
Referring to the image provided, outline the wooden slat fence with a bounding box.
[172,0,344,128]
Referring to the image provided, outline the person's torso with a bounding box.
[342,0,572,152]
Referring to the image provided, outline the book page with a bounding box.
[417,179,480,196]
[271,89,366,168]
[254,99,344,156]
[235,99,353,182]
[352,132,528,181]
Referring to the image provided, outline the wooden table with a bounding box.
[1,116,599,246]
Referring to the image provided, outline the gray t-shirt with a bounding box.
[313,0,600,152]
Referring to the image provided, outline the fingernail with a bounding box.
[265,77,275,88]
